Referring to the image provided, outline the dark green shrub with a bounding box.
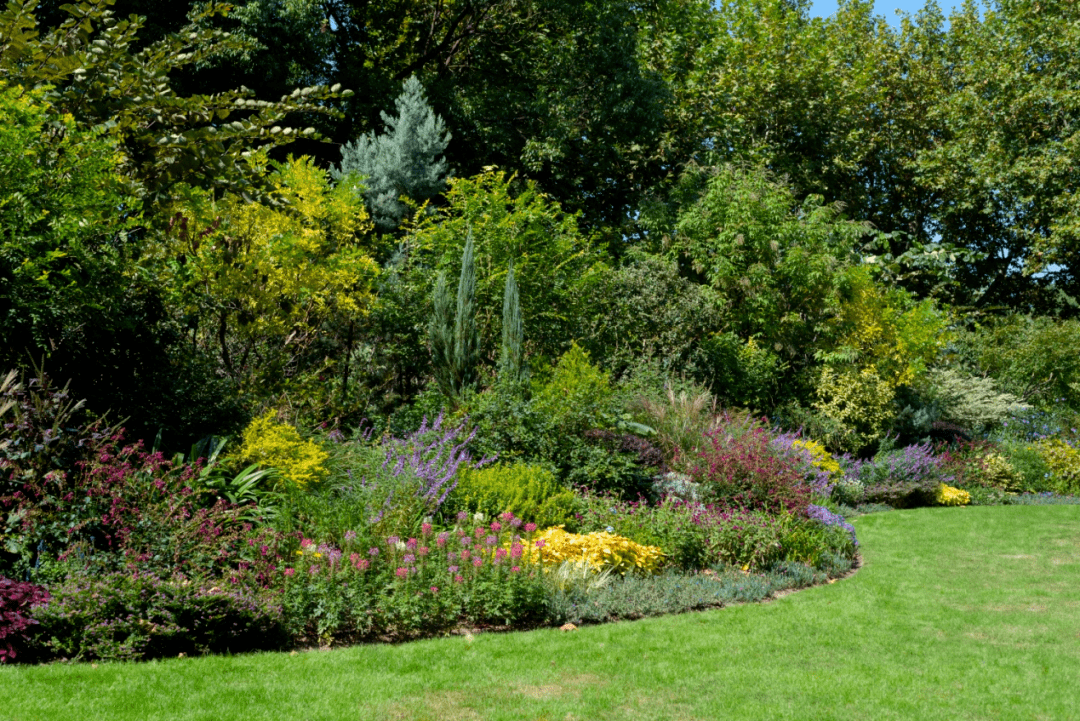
[448,463,577,528]
[31,574,286,661]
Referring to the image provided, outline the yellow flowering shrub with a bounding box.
[531,527,664,575]
[935,483,971,506]
[239,411,328,489]
[792,438,842,478]
[1035,439,1080,494]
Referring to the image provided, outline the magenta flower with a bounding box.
[456,511,468,523]
[449,565,459,574]
[454,574,464,583]
[403,553,416,565]
[474,527,485,539]
[406,537,419,551]
[436,533,449,548]
[283,567,295,577]
[510,543,523,559]
[349,552,360,565]
[460,536,472,548]
[355,559,370,571]
[510,566,521,573]
[524,523,537,533]
[495,548,508,561]
[500,511,514,522]
[490,521,502,532]
[460,549,471,560]
[300,538,314,549]
[369,547,380,557]
[395,567,408,578]
[535,539,546,548]
[418,546,430,557]
[485,535,497,547]
[421,523,433,536]
[472,556,483,568]
[430,586,439,594]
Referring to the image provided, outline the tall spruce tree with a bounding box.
[334,75,451,231]
[499,260,526,384]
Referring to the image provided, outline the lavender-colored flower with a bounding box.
[344,530,357,542]
[387,535,400,546]
[807,504,859,547]
[368,547,380,557]
[403,554,416,565]
[484,535,497,547]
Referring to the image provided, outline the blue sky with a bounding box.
[809,0,959,25]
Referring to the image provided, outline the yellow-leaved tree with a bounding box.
[813,267,950,452]
[163,156,378,402]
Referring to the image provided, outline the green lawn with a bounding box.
[3,505,1078,721]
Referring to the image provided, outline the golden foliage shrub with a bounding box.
[239,411,328,489]
[934,483,971,506]
[532,527,664,575]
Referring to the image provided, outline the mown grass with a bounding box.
[2,505,1078,720]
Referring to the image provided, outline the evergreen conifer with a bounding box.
[429,229,480,398]
[334,75,451,231]
[499,260,526,384]
[429,270,455,397]
[452,229,480,394]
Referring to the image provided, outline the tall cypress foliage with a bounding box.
[429,271,455,397]
[453,230,480,394]
[429,229,480,398]
[499,260,526,384]
[334,75,451,231]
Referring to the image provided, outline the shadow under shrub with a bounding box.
[30,573,286,662]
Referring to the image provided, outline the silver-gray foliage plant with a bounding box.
[334,75,451,231]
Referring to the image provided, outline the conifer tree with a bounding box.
[429,270,455,397]
[334,75,451,231]
[499,259,526,384]
[429,229,480,397]
[452,229,480,394]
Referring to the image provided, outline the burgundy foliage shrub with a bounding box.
[689,425,812,515]
[0,577,49,662]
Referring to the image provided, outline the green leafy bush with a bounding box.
[31,574,286,662]
[448,463,577,528]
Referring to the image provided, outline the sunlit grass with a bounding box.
[2,505,1078,720]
